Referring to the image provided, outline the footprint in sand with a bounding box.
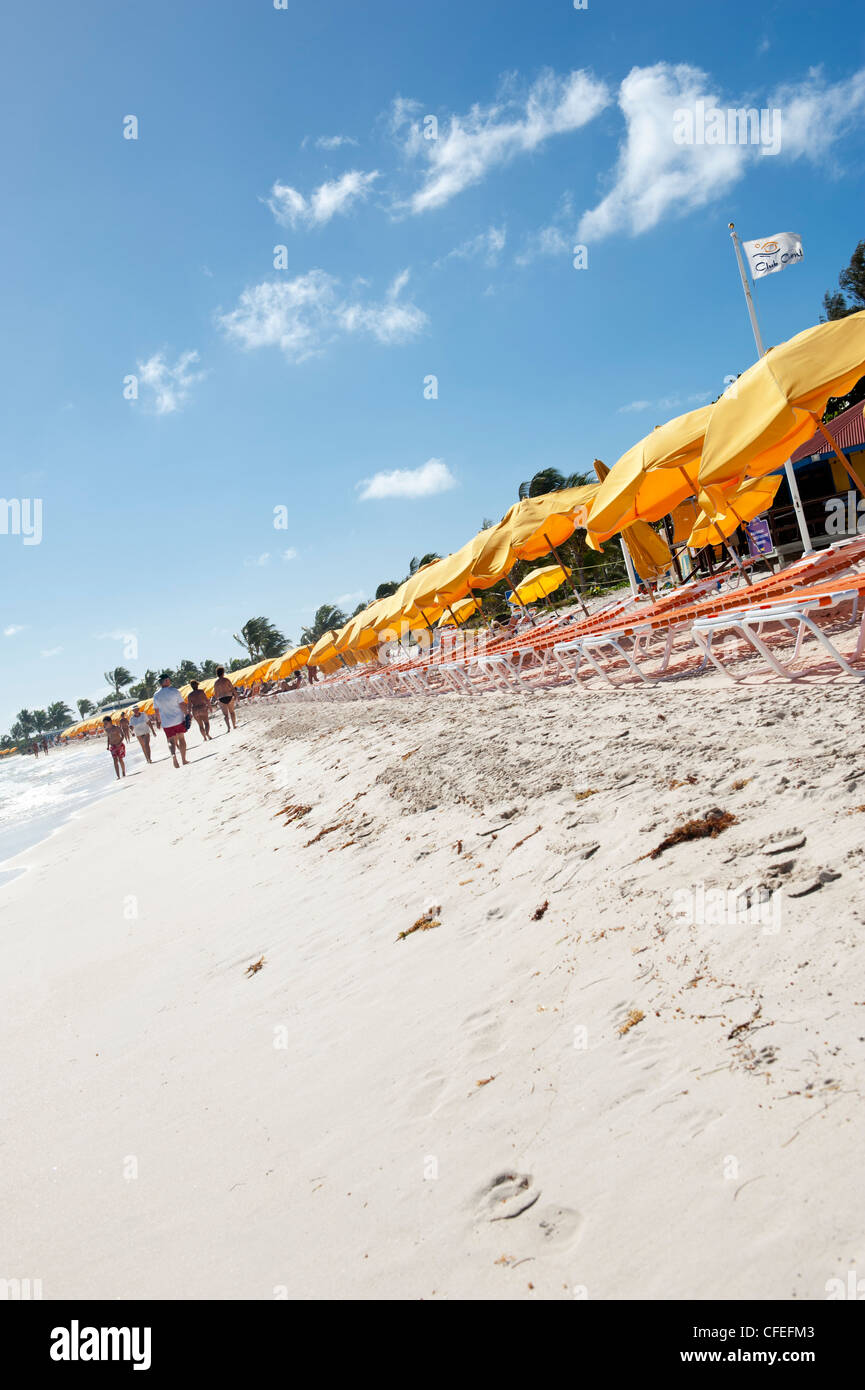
[476,1171,540,1222]
[473,1175,583,1251]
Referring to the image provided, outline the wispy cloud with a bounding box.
[303,133,360,150]
[266,170,379,228]
[357,457,456,501]
[219,269,427,362]
[244,553,271,567]
[282,547,298,561]
[578,62,865,242]
[40,646,63,657]
[617,391,712,415]
[136,350,205,414]
[437,225,506,268]
[3,625,26,637]
[334,589,366,608]
[395,69,610,214]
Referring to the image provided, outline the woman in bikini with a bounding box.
[186,680,213,741]
[213,667,238,732]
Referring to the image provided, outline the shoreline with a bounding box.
[2,686,863,1299]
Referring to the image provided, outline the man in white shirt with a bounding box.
[129,706,154,764]
[152,674,189,768]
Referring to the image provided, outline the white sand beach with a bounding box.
[1,682,863,1301]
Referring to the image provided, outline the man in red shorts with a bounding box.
[103,716,127,780]
[152,674,189,768]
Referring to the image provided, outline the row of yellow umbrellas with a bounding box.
[59,311,865,707]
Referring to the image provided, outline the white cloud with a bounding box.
[438,225,506,268]
[578,65,745,241]
[769,66,865,159]
[136,350,205,414]
[334,589,366,608]
[578,62,865,242]
[266,170,379,228]
[397,69,610,214]
[308,134,359,150]
[357,457,457,501]
[219,269,428,362]
[282,547,298,561]
[40,646,63,657]
[3,624,25,637]
[515,196,574,264]
[618,390,712,415]
[244,553,271,567]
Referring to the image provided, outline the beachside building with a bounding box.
[761,398,865,556]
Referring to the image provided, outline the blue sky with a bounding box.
[1,0,863,729]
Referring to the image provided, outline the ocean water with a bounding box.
[0,741,115,885]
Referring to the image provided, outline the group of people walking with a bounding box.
[103,667,238,779]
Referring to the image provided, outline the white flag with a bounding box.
[742,232,804,280]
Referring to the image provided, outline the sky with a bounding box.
[1,0,864,731]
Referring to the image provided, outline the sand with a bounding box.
[1,678,863,1300]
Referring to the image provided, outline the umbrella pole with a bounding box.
[815,419,865,499]
[726,501,778,573]
[712,522,752,585]
[543,532,590,618]
[506,570,537,626]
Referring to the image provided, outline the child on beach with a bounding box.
[103,717,127,780]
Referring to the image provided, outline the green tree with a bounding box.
[300,604,348,645]
[517,468,594,500]
[174,659,201,685]
[232,617,288,661]
[103,667,133,699]
[822,238,865,321]
[46,701,73,730]
[77,698,96,718]
[374,581,400,599]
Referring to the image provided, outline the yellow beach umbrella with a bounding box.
[586,405,713,542]
[437,596,481,627]
[699,312,865,499]
[509,562,572,606]
[308,630,343,668]
[504,485,601,560]
[266,646,312,679]
[687,474,783,550]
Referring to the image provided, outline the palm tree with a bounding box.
[46,701,73,730]
[31,710,47,735]
[300,604,348,645]
[232,617,288,661]
[517,468,594,500]
[15,709,36,739]
[77,698,96,718]
[174,659,201,685]
[103,667,134,699]
[407,552,441,577]
[374,581,399,600]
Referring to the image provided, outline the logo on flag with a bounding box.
[742,232,803,280]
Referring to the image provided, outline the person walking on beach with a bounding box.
[129,706,154,764]
[31,741,39,758]
[103,716,127,780]
[153,674,189,768]
[186,680,213,741]
[213,667,237,732]
[119,710,132,743]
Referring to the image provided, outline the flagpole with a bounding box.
[728,222,813,555]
